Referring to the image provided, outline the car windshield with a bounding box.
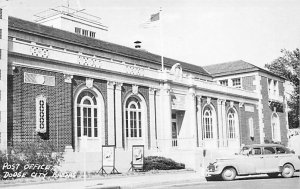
[240,146,251,155]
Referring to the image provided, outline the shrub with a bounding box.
[0,141,64,180]
[144,156,185,171]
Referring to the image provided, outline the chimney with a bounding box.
[134,41,141,49]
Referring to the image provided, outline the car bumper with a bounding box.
[205,169,222,177]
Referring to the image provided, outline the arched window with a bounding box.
[203,106,214,139]
[77,90,98,137]
[227,109,237,139]
[271,113,280,142]
[248,117,254,139]
[125,96,142,138]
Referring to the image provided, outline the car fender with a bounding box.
[217,162,239,174]
[278,158,295,171]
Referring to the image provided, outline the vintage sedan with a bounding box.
[205,144,300,181]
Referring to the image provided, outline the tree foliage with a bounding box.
[265,48,299,128]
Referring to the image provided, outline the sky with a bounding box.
[4,0,300,69]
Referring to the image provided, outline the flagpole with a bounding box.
[159,8,164,71]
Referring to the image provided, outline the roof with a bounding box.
[8,16,211,78]
[203,60,284,79]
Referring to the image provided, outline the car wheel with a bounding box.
[267,173,279,178]
[281,164,294,178]
[221,167,237,181]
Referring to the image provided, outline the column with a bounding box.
[149,87,157,149]
[222,100,227,147]
[187,87,197,148]
[157,83,172,150]
[115,82,123,148]
[196,96,202,147]
[217,99,223,147]
[107,81,115,145]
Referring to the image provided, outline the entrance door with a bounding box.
[76,90,102,152]
[171,112,178,147]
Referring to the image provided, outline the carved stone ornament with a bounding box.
[115,82,123,90]
[207,97,211,105]
[149,87,157,94]
[230,101,234,108]
[170,63,183,78]
[217,99,223,105]
[86,78,94,88]
[35,75,45,85]
[132,85,139,95]
[64,74,73,83]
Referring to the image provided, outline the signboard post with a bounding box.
[98,145,119,175]
[129,145,144,171]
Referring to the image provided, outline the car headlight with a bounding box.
[215,164,219,170]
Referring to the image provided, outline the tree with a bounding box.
[265,48,299,128]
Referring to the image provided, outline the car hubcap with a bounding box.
[224,170,233,178]
[283,168,291,176]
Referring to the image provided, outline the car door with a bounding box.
[262,146,279,172]
[239,147,265,174]
[250,147,266,173]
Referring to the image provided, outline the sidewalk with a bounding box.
[0,170,206,189]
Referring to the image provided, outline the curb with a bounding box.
[0,170,200,188]
[87,177,206,189]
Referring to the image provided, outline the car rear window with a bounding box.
[264,147,276,154]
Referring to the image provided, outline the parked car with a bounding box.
[205,144,300,181]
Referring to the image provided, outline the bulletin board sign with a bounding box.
[132,145,144,170]
[102,145,115,167]
[99,145,119,174]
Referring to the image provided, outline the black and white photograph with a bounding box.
[0,0,299,188]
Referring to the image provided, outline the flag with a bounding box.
[150,12,160,22]
[140,11,161,28]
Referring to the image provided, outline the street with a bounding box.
[145,174,300,189]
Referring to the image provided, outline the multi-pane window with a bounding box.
[273,80,278,96]
[268,79,279,97]
[74,27,96,38]
[227,109,236,139]
[0,8,2,19]
[82,29,89,36]
[248,117,254,138]
[232,78,241,88]
[75,27,81,34]
[77,90,98,138]
[203,106,214,139]
[268,79,272,95]
[271,113,280,142]
[219,80,228,86]
[125,97,142,138]
[89,31,96,38]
